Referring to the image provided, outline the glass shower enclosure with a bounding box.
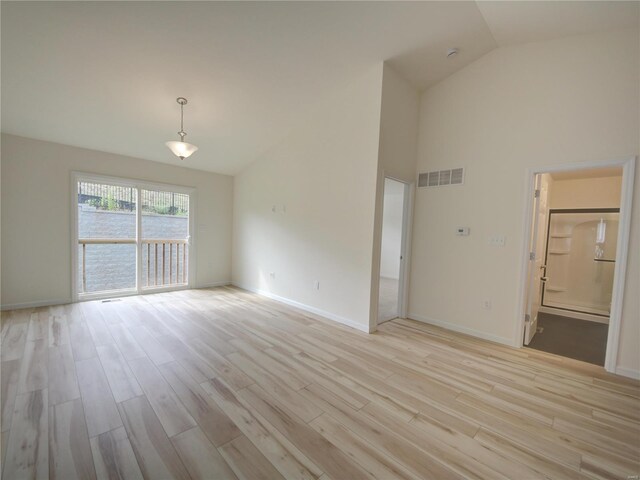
[542,209,619,317]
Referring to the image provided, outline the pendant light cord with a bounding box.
[176,97,188,142]
[180,102,184,135]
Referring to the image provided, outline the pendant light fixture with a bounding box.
[166,97,198,160]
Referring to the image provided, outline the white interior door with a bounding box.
[524,174,550,345]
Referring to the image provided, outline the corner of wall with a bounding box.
[231,65,385,332]
[369,62,420,331]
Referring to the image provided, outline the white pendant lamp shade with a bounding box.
[167,97,198,160]
[166,140,198,160]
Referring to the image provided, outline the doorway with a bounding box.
[378,178,410,324]
[72,173,194,301]
[519,159,634,371]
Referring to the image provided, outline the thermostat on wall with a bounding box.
[456,227,470,236]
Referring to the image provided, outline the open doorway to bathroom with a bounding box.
[521,164,631,367]
[378,178,410,324]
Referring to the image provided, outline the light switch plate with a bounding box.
[489,235,506,246]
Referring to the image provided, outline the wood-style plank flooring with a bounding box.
[1,287,639,479]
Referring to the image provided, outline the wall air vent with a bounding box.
[418,172,429,187]
[418,167,464,188]
[450,167,464,185]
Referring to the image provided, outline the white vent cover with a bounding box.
[417,173,427,187]
[418,167,464,188]
[451,167,464,185]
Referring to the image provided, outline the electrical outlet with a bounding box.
[483,299,492,310]
[314,280,320,290]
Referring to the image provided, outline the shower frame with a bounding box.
[540,208,620,318]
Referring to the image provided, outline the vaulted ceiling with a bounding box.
[2,1,637,174]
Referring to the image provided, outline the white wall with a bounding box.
[409,28,640,376]
[380,179,404,279]
[377,64,420,184]
[232,66,384,332]
[1,134,234,308]
[550,175,622,209]
[369,64,419,327]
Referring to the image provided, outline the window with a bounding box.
[73,174,194,300]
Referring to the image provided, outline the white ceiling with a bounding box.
[2,1,637,175]
[476,1,639,47]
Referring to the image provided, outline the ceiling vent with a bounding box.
[418,167,464,188]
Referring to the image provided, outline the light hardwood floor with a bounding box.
[1,286,639,479]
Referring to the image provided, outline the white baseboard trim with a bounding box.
[407,312,513,347]
[232,283,370,333]
[614,366,640,380]
[196,281,232,289]
[1,298,72,311]
[0,282,231,310]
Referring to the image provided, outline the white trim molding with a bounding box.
[1,283,229,311]
[1,298,72,311]
[615,366,640,380]
[408,312,513,347]
[233,283,371,333]
[196,281,232,289]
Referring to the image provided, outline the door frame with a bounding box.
[514,156,635,374]
[398,179,414,320]
[523,173,546,346]
[70,171,196,302]
[376,176,414,325]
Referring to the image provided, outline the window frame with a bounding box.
[71,171,196,302]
